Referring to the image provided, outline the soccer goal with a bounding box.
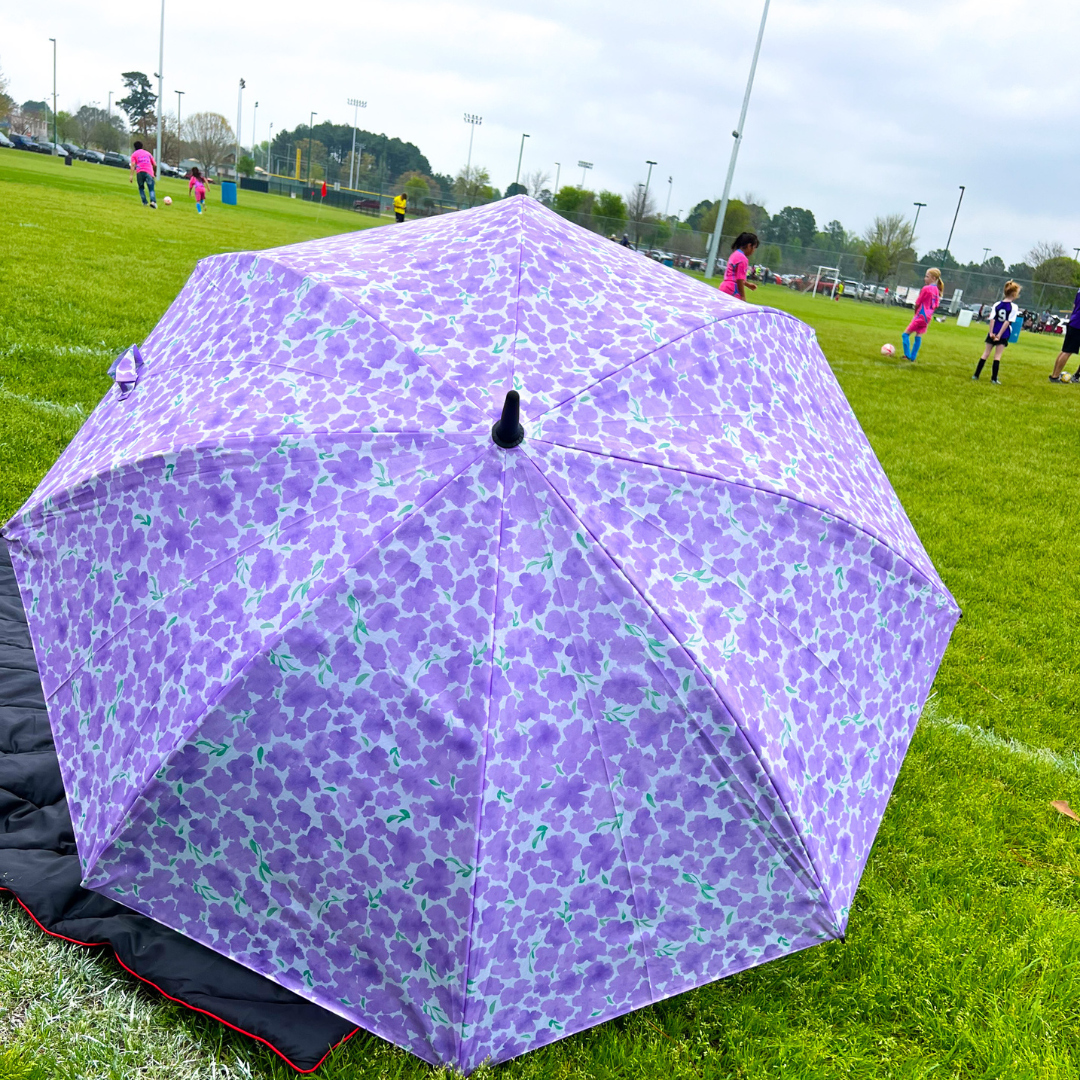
[811,265,841,300]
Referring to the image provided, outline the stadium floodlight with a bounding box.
[464,113,482,176]
[944,185,965,266]
[514,134,530,187]
[251,101,258,166]
[235,78,245,189]
[175,91,184,158]
[705,0,771,279]
[308,111,317,184]
[577,160,593,187]
[347,98,367,190]
[266,121,273,174]
[665,176,673,218]
[553,162,560,196]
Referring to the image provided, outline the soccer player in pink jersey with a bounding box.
[188,167,208,214]
[128,141,157,209]
[901,267,943,361]
[718,232,759,301]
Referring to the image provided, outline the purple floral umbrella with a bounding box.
[4,196,958,1072]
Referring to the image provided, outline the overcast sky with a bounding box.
[6,0,1080,265]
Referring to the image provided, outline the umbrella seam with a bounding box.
[455,449,509,1071]
[520,453,661,1009]
[74,446,490,878]
[523,451,840,933]
[530,306,800,420]
[529,439,956,612]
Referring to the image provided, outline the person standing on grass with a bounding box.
[1049,285,1080,383]
[188,167,208,214]
[901,267,943,361]
[973,281,1021,384]
[718,232,759,302]
[393,191,408,222]
[129,141,157,209]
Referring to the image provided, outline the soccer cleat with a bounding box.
[1049,375,1062,383]
[991,378,1001,385]
[972,374,979,380]
[150,202,157,209]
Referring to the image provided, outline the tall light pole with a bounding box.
[643,160,657,206]
[234,78,245,184]
[705,0,771,278]
[251,100,258,166]
[307,110,317,185]
[107,90,112,121]
[1074,247,1080,263]
[982,247,991,265]
[514,133,530,187]
[154,0,164,178]
[912,201,926,247]
[553,161,560,198]
[174,90,184,163]
[266,122,273,175]
[49,38,57,153]
[464,113,482,174]
[578,160,593,188]
[944,185,965,264]
[347,98,367,189]
[665,176,673,219]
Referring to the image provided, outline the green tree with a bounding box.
[117,71,157,134]
[699,199,751,239]
[920,248,959,269]
[863,214,916,276]
[454,165,492,207]
[594,190,627,235]
[237,154,256,178]
[686,199,714,231]
[1008,261,1035,278]
[0,63,13,119]
[184,111,234,176]
[769,206,817,248]
[554,186,595,216]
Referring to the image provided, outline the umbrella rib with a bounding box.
[81,445,493,891]
[456,451,509,1071]
[530,439,953,607]
[529,306,798,421]
[522,451,842,930]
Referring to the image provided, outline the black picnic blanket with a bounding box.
[0,539,357,1071]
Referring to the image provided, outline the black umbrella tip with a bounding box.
[491,390,525,448]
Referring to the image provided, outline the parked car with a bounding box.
[10,134,39,151]
[34,140,62,155]
[102,151,130,168]
[82,149,105,164]
[0,131,13,149]
[160,162,185,178]
[60,142,87,159]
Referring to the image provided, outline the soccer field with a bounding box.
[4,150,1080,1079]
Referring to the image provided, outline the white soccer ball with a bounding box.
[881,343,895,356]
[163,196,172,206]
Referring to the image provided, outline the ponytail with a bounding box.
[731,231,759,252]
[927,267,943,292]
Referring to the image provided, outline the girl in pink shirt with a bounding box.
[718,232,759,301]
[902,267,943,361]
[188,167,208,214]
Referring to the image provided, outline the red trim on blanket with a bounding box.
[0,887,359,1073]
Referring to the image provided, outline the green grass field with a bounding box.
[4,149,1080,1079]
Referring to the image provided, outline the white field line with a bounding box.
[0,344,112,358]
[0,383,86,419]
[924,703,1080,778]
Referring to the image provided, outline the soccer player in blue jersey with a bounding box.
[973,281,1021,384]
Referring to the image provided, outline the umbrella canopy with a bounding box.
[4,196,958,1072]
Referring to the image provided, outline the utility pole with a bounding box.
[267,122,273,175]
[175,90,184,164]
[912,201,926,247]
[578,160,593,188]
[155,0,164,178]
[665,176,673,219]
[251,100,258,168]
[49,38,57,152]
[553,162,560,198]
[514,133,529,187]
[307,110,317,185]
[705,0,771,279]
